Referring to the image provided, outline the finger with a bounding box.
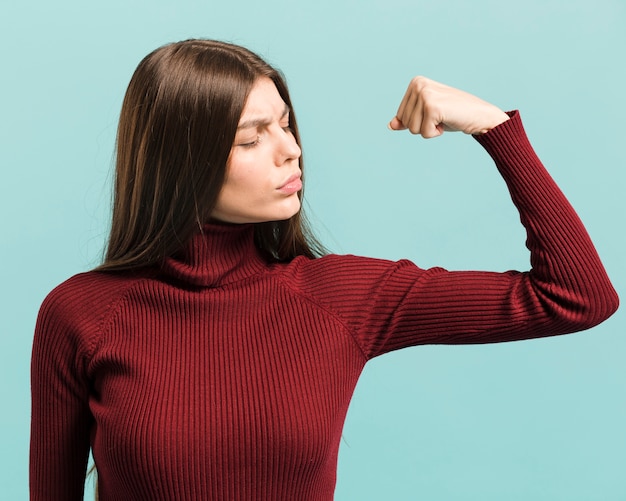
[404,90,424,135]
[388,116,406,130]
[419,100,444,138]
[421,122,444,139]
[394,85,412,126]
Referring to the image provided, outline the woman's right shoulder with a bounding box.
[38,270,147,332]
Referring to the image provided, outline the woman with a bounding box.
[30,39,618,500]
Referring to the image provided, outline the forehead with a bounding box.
[239,78,287,120]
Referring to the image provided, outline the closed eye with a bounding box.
[237,134,262,148]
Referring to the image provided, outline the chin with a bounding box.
[268,211,301,223]
[270,200,301,222]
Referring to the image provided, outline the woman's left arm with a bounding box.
[371,77,619,350]
[290,78,617,357]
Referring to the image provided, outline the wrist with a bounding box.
[474,110,511,135]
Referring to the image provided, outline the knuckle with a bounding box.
[410,75,427,90]
[411,75,430,88]
[421,86,438,101]
[422,100,436,113]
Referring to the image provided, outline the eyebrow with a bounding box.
[237,104,290,130]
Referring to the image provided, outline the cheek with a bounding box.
[222,157,245,193]
[228,155,271,192]
[225,168,253,194]
[219,169,263,209]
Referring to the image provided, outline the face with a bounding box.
[211,77,303,224]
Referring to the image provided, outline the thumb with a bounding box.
[388,116,406,130]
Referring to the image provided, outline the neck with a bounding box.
[159,223,267,287]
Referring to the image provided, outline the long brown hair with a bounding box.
[98,39,324,271]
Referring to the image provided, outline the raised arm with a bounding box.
[380,77,619,349]
[291,77,618,358]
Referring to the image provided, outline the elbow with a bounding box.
[607,286,620,315]
[536,278,620,334]
[588,274,620,327]
[565,281,619,332]
[594,286,620,325]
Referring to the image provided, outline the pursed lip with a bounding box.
[277,172,302,191]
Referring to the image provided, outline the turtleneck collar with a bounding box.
[160,223,268,288]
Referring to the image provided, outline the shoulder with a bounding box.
[274,253,421,301]
[280,253,398,279]
[41,270,141,311]
[36,270,149,344]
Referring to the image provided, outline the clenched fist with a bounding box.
[388,76,510,137]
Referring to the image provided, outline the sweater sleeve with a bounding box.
[30,282,94,500]
[30,272,135,500]
[292,111,619,359]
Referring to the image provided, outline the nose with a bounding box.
[275,127,301,165]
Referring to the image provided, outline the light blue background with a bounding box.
[2,1,624,499]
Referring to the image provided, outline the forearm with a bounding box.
[474,111,619,329]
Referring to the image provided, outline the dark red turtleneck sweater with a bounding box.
[30,112,618,500]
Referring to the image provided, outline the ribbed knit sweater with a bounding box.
[30,112,618,500]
